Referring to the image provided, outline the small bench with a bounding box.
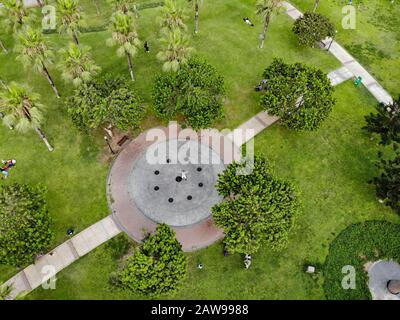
[117,135,129,147]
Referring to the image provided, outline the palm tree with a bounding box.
[157,28,194,72]
[15,27,60,98]
[188,0,203,34]
[0,0,33,32]
[0,82,54,152]
[313,0,320,13]
[107,0,139,17]
[107,12,141,81]
[158,0,188,32]
[256,0,281,49]
[56,0,83,45]
[58,42,101,87]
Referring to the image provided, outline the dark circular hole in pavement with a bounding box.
[176,176,183,182]
[198,183,203,187]
[154,170,160,175]
[166,159,171,163]
[197,167,202,172]
[154,186,159,191]
[168,198,174,203]
[186,137,190,141]
[187,195,193,200]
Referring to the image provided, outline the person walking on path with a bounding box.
[144,41,150,53]
[244,254,252,269]
[0,159,16,179]
[181,170,188,180]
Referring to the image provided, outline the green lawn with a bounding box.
[290,0,400,97]
[1,0,399,299]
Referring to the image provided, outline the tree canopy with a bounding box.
[212,155,299,255]
[292,11,335,48]
[364,98,400,145]
[259,58,335,131]
[0,183,53,266]
[67,74,144,131]
[372,145,400,215]
[152,57,224,130]
[118,223,187,296]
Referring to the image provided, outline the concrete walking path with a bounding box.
[3,216,121,299]
[282,1,393,105]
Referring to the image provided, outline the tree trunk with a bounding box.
[36,0,44,7]
[126,51,135,81]
[259,14,270,49]
[72,32,79,45]
[0,40,8,53]
[313,0,320,13]
[194,2,199,34]
[42,65,60,98]
[35,127,54,152]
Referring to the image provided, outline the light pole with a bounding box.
[104,136,115,155]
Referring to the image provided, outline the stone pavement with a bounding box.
[3,216,121,299]
[282,1,393,106]
[327,66,353,86]
[367,260,400,300]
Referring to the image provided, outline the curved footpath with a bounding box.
[2,1,393,299]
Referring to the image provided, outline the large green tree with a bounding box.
[364,98,400,146]
[292,11,335,48]
[156,28,194,72]
[212,155,299,255]
[56,0,84,45]
[0,82,54,151]
[0,183,53,267]
[152,57,224,130]
[107,12,141,81]
[67,74,144,131]
[15,27,60,98]
[118,224,187,296]
[372,145,400,215]
[259,58,335,131]
[255,0,281,49]
[58,42,101,87]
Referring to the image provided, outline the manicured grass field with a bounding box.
[1,0,399,299]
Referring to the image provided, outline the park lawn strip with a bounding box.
[289,0,400,97]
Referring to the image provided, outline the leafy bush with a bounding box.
[0,183,53,266]
[364,98,400,145]
[67,74,145,131]
[118,224,187,296]
[260,58,335,131]
[292,12,335,48]
[212,155,299,255]
[152,57,225,130]
[324,221,400,300]
[371,145,400,214]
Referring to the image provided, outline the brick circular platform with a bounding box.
[106,124,241,251]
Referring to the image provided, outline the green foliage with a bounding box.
[158,0,187,32]
[260,58,335,131]
[152,57,224,130]
[364,98,400,146]
[67,74,144,131]
[56,0,84,42]
[0,183,53,267]
[118,224,187,296]
[212,155,299,255]
[324,221,400,300]
[0,0,34,33]
[372,145,400,214]
[292,11,335,48]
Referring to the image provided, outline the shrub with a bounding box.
[212,155,299,255]
[260,58,335,131]
[0,183,53,266]
[152,57,225,130]
[118,224,187,296]
[323,221,400,300]
[292,12,335,48]
[67,74,145,131]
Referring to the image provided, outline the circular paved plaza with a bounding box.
[107,125,241,251]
